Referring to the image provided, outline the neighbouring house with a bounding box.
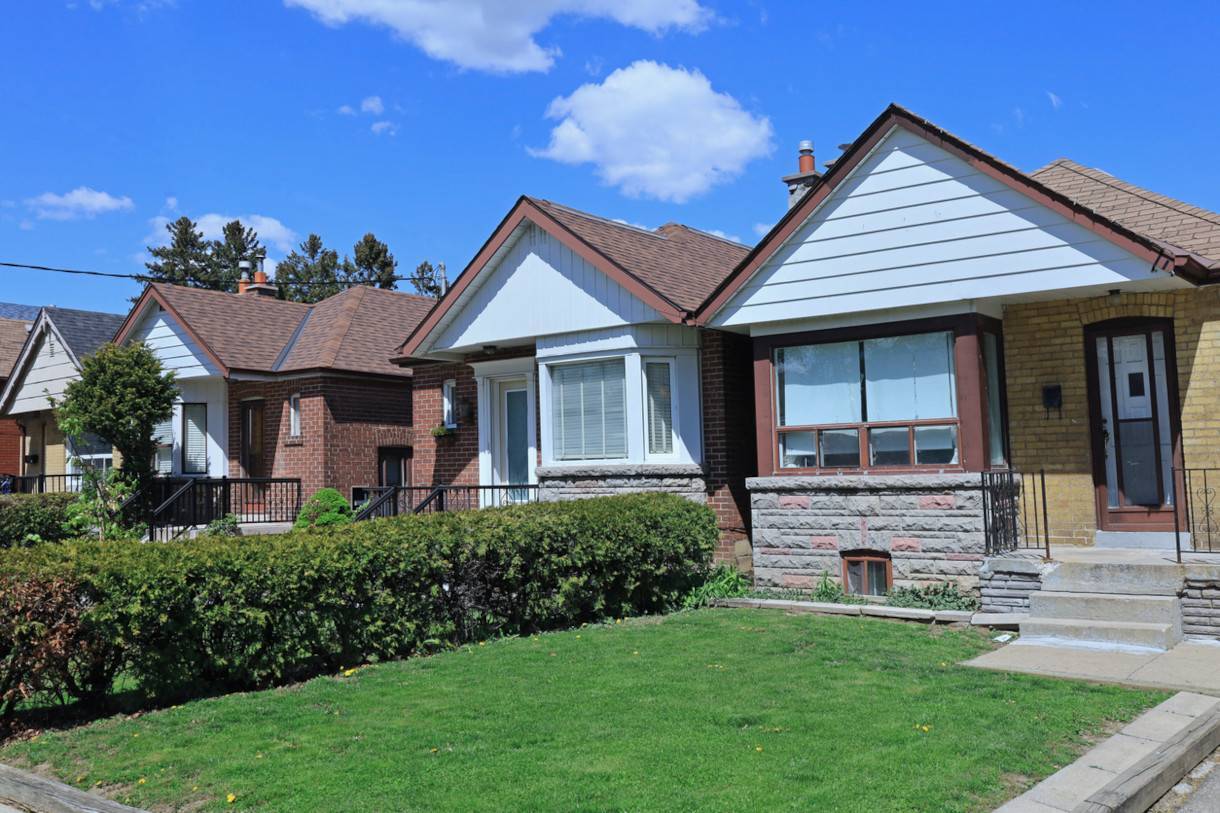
[0,306,127,490]
[393,196,758,564]
[114,270,435,504]
[0,304,39,475]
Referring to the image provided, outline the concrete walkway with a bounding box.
[967,641,1220,695]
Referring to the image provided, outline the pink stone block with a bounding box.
[778,495,811,509]
[919,494,956,510]
[809,536,839,550]
[782,573,816,588]
[891,537,922,552]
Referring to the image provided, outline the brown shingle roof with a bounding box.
[1032,159,1220,264]
[148,283,434,377]
[0,318,32,382]
[531,198,751,312]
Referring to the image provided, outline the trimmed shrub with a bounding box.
[0,493,715,717]
[294,487,353,529]
[0,493,76,548]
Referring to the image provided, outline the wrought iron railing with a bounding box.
[354,484,540,522]
[146,477,303,542]
[981,469,1049,557]
[1173,468,1220,560]
[0,473,85,494]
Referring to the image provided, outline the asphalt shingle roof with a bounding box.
[0,303,41,321]
[0,318,32,381]
[44,307,126,361]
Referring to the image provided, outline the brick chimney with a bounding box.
[237,259,277,297]
[781,139,821,208]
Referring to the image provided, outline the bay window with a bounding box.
[551,358,627,461]
[644,359,675,456]
[775,330,960,470]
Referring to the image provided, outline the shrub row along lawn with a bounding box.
[2,610,1165,813]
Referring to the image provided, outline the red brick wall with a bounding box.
[410,362,479,486]
[227,375,411,501]
[0,418,21,474]
[700,329,757,566]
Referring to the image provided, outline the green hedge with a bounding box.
[0,493,76,548]
[0,493,715,718]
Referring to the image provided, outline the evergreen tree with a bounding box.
[210,220,267,292]
[406,260,445,298]
[276,234,343,303]
[144,216,212,289]
[342,233,397,290]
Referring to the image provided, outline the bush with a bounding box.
[0,493,76,548]
[294,487,353,529]
[0,493,715,718]
[886,582,979,611]
[682,564,751,609]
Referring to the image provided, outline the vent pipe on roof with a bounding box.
[237,259,277,297]
[782,139,821,209]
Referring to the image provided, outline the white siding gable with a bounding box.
[432,223,660,352]
[9,329,78,415]
[128,306,220,379]
[713,126,1175,328]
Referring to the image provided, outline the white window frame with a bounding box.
[642,356,679,461]
[289,393,302,437]
[66,434,113,477]
[442,379,457,428]
[181,402,208,475]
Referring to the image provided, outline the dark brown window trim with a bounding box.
[754,314,1002,476]
[840,551,893,597]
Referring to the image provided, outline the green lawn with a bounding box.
[2,610,1164,812]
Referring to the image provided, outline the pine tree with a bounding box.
[144,216,213,289]
[210,220,267,292]
[406,260,445,298]
[342,233,397,289]
[276,234,343,304]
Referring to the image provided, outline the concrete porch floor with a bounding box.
[966,641,1220,695]
[1004,544,1220,570]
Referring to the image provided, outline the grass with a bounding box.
[2,610,1166,812]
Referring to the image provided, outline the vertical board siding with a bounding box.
[714,126,1168,328]
[536,324,699,358]
[129,310,219,378]
[10,331,78,414]
[434,224,660,351]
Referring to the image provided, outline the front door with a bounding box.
[496,381,530,503]
[240,401,265,478]
[378,446,411,488]
[1087,320,1181,530]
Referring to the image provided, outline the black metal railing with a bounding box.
[354,484,540,522]
[981,469,1050,557]
[0,473,85,494]
[1173,468,1220,560]
[146,477,302,542]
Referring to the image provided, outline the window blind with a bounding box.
[153,416,173,474]
[551,359,626,460]
[645,361,673,455]
[182,404,207,474]
[289,394,301,437]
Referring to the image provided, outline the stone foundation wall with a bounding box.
[748,474,986,592]
[979,556,1047,614]
[1182,576,1220,639]
[537,464,706,504]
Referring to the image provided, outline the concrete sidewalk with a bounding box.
[966,641,1220,695]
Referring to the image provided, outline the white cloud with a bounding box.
[370,120,398,136]
[284,0,712,73]
[530,61,773,202]
[144,212,298,253]
[337,103,356,115]
[164,196,179,211]
[1046,90,1063,110]
[360,95,384,115]
[24,186,134,220]
[703,228,742,244]
[752,222,771,237]
[1013,106,1026,127]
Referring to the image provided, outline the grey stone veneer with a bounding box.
[537,464,706,504]
[1182,576,1220,639]
[978,556,1047,613]
[748,474,986,592]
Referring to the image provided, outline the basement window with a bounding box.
[841,552,891,597]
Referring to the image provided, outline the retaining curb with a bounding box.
[710,597,973,623]
[0,763,148,813]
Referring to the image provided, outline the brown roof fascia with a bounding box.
[114,284,231,376]
[395,197,687,362]
[694,104,1190,324]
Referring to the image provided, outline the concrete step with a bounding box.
[1020,617,1181,651]
[1029,591,1181,625]
[1041,560,1184,596]
[1094,530,1186,550]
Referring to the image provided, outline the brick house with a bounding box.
[113,272,434,502]
[395,197,757,565]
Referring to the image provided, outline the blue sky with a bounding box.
[1,0,1217,314]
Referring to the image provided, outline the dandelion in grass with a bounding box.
[138,778,146,785]
[227,792,237,803]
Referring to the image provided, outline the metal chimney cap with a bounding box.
[238,260,252,271]
[798,139,814,153]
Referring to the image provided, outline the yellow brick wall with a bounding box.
[1003,289,1220,545]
